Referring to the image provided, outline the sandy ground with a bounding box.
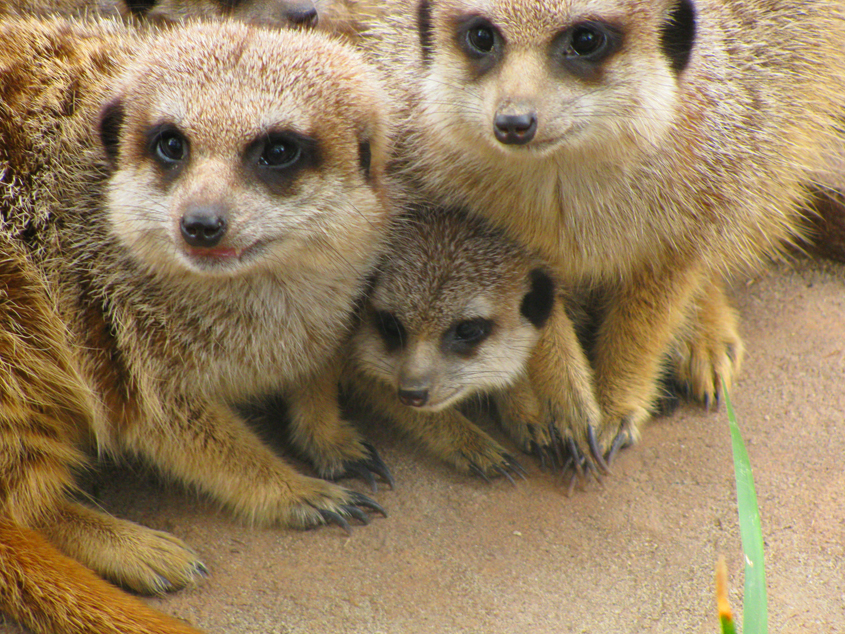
[2,255,843,634]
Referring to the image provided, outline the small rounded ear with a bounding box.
[358,139,372,181]
[520,268,556,329]
[98,97,125,169]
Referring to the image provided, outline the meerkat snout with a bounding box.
[180,204,228,248]
[285,3,319,27]
[397,388,428,408]
[493,112,538,145]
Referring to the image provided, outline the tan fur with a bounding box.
[346,206,573,476]
[0,236,203,633]
[357,0,845,467]
[1,15,391,632]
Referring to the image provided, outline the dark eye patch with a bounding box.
[455,15,503,75]
[445,317,493,355]
[246,130,319,194]
[552,20,622,79]
[373,310,406,352]
[145,123,189,178]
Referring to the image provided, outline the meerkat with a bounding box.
[353,0,845,475]
[345,205,588,479]
[1,15,391,632]
[0,237,204,634]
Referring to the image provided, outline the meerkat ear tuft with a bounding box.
[417,0,433,65]
[98,98,125,169]
[520,268,556,329]
[359,139,372,181]
[660,0,696,75]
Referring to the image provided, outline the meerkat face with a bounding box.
[353,208,555,412]
[99,23,389,279]
[418,0,693,162]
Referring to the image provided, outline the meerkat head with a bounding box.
[120,0,321,28]
[416,0,694,164]
[98,22,389,280]
[353,207,556,412]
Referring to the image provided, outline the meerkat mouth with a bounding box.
[182,241,266,271]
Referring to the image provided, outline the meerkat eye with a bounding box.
[558,21,620,64]
[467,24,495,54]
[153,128,187,165]
[259,135,302,169]
[459,17,500,60]
[373,310,406,351]
[448,318,493,354]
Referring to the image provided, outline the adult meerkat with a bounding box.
[347,206,584,479]
[358,0,845,472]
[1,15,390,632]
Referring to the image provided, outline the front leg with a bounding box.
[592,259,707,460]
[499,296,602,474]
[668,274,744,408]
[286,357,393,490]
[120,397,385,531]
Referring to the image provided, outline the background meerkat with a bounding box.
[346,205,596,479]
[355,0,845,474]
[1,15,391,632]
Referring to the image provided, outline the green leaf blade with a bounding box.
[723,384,768,634]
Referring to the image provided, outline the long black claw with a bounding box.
[342,462,378,492]
[529,441,548,470]
[548,425,564,470]
[587,425,611,475]
[317,508,352,534]
[362,441,396,489]
[493,465,517,486]
[468,462,492,484]
[349,492,387,518]
[503,454,528,479]
[342,504,371,526]
[606,428,631,465]
[566,437,584,477]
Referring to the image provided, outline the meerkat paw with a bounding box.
[669,299,744,409]
[40,502,207,596]
[327,441,395,492]
[447,434,526,484]
[496,377,608,485]
[274,475,387,533]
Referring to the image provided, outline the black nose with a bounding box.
[180,208,227,248]
[398,389,429,408]
[493,113,538,145]
[286,5,318,27]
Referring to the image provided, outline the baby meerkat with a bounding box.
[346,206,591,479]
[357,0,845,474]
[1,15,390,633]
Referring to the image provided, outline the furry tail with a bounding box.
[0,518,204,634]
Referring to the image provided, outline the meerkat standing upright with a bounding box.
[356,0,845,473]
[1,15,392,633]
